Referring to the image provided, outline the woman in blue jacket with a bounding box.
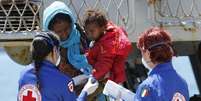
[18,32,98,101]
[135,27,189,101]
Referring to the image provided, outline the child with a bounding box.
[84,9,132,84]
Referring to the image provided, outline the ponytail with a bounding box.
[35,61,41,89]
[31,32,60,88]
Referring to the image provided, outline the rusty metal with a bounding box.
[4,46,32,65]
[0,0,41,67]
[147,0,158,5]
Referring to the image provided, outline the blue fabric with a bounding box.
[77,91,88,101]
[135,61,189,101]
[97,93,107,101]
[19,60,87,101]
[43,1,92,75]
[18,64,37,89]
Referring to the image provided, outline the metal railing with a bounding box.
[0,0,41,33]
[0,0,135,41]
[148,0,201,31]
[67,0,130,28]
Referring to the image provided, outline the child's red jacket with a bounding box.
[86,22,132,84]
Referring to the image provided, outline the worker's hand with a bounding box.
[82,77,99,95]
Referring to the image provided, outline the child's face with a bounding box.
[85,23,105,40]
[52,21,71,41]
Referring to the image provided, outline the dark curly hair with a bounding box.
[83,9,108,28]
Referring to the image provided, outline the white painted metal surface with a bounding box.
[147,0,201,42]
[0,0,200,42]
[41,0,135,38]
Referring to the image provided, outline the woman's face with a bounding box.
[52,21,71,41]
[141,49,150,62]
[141,49,155,69]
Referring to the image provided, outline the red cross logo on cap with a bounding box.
[18,84,41,101]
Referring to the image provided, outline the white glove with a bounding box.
[82,77,99,95]
[72,74,89,86]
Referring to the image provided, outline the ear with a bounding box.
[146,50,151,57]
[143,49,151,60]
[52,47,58,61]
[53,47,57,54]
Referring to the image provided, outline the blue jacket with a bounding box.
[19,60,87,101]
[135,61,189,101]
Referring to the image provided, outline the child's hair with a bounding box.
[31,32,60,87]
[84,9,108,28]
[48,13,72,30]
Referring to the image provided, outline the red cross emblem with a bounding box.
[172,92,186,101]
[68,81,74,92]
[22,90,36,101]
[18,84,41,101]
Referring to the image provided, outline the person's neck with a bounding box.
[45,56,55,65]
[150,63,158,69]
